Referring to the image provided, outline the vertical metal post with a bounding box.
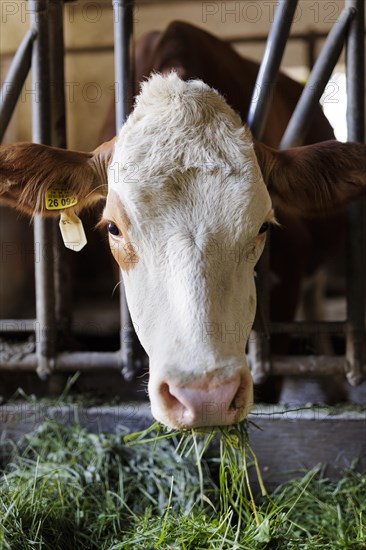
[247,0,299,141]
[48,0,67,150]
[29,0,56,379]
[345,0,366,385]
[48,0,73,392]
[113,0,144,380]
[113,0,134,130]
[48,0,72,340]
[248,0,298,384]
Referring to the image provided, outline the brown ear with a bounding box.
[0,137,116,216]
[254,140,366,216]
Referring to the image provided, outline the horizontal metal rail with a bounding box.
[0,320,37,332]
[0,352,346,377]
[272,356,347,376]
[0,352,123,371]
[5,30,366,58]
[269,322,347,335]
[0,319,347,335]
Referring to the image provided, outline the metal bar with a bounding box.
[1,30,365,61]
[248,0,298,384]
[113,0,134,127]
[271,356,347,377]
[247,0,298,140]
[48,0,66,149]
[281,6,355,149]
[113,0,145,381]
[0,352,347,376]
[48,0,73,348]
[345,0,366,385]
[0,352,122,371]
[4,29,365,58]
[249,256,271,385]
[0,30,36,142]
[47,0,73,394]
[0,320,37,332]
[269,321,347,335]
[0,320,347,336]
[29,0,57,380]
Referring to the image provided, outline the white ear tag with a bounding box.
[59,211,87,252]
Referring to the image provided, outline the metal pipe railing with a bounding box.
[345,0,366,386]
[247,0,298,140]
[0,30,36,142]
[29,0,57,380]
[48,0,73,353]
[113,0,147,381]
[280,6,355,149]
[0,352,348,376]
[247,0,299,385]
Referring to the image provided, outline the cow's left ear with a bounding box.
[254,140,366,216]
[0,137,116,216]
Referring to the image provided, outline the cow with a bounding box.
[1,73,365,428]
[99,21,343,357]
[0,21,339,335]
[100,20,334,146]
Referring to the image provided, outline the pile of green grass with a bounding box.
[0,420,365,549]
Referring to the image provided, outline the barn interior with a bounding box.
[0,0,365,528]
[1,0,364,404]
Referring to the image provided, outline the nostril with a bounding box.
[229,383,243,411]
[159,382,179,407]
[159,381,195,423]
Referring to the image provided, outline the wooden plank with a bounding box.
[248,406,366,490]
[0,403,365,488]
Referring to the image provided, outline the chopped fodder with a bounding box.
[0,420,365,549]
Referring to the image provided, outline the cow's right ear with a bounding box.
[0,137,116,216]
[254,139,366,216]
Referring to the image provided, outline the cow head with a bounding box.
[1,73,365,429]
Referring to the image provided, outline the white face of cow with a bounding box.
[103,73,273,428]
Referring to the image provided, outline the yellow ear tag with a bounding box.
[45,187,78,210]
[59,211,87,252]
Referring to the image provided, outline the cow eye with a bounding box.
[107,222,120,237]
[258,222,270,235]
